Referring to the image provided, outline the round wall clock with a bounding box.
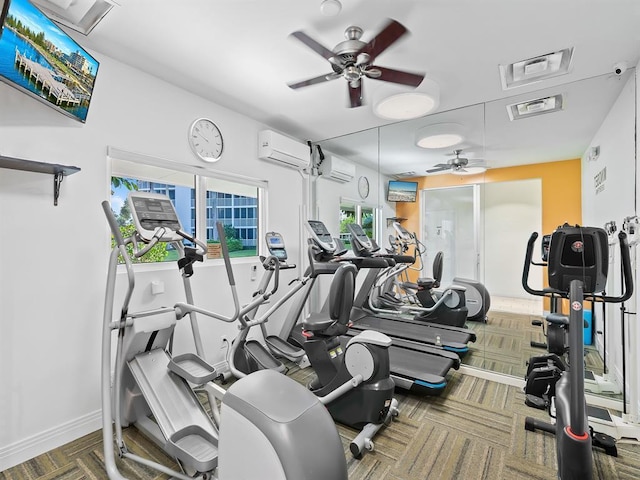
[188,118,223,162]
[358,175,370,199]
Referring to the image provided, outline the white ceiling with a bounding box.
[62,0,640,175]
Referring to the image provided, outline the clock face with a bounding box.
[189,118,223,162]
[358,176,370,199]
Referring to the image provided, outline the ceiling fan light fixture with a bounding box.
[320,0,342,16]
[375,92,438,120]
[452,166,487,176]
[416,123,464,149]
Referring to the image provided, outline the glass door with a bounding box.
[421,185,479,286]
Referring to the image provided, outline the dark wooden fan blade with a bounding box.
[426,166,450,173]
[374,66,424,86]
[288,73,340,89]
[360,19,408,62]
[290,31,335,61]
[348,82,363,108]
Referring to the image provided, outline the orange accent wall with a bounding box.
[395,159,582,294]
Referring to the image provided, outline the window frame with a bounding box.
[108,146,268,266]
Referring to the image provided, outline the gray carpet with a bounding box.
[3,367,640,479]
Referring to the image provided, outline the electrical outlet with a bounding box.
[251,264,258,281]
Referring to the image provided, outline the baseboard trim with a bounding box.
[0,409,102,471]
[459,365,525,388]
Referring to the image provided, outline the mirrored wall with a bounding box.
[315,70,636,402]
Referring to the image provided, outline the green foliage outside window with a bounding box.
[113,223,170,263]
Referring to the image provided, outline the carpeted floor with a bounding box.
[2,365,639,480]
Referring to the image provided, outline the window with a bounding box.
[109,148,264,262]
[339,201,378,251]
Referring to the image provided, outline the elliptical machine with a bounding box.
[100,192,349,479]
[522,224,633,480]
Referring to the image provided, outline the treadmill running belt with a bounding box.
[351,314,471,353]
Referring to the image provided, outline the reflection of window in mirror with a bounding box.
[339,202,378,250]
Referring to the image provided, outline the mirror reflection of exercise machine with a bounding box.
[100,192,349,479]
[390,221,491,322]
[301,219,464,395]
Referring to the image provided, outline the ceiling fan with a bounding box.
[287,19,425,108]
[426,149,487,175]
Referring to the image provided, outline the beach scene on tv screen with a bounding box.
[388,181,417,202]
[0,0,99,121]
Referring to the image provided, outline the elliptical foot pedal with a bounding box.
[592,430,617,457]
[525,394,547,410]
[168,353,217,385]
[166,425,219,472]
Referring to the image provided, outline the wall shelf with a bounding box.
[386,217,406,226]
[0,155,80,206]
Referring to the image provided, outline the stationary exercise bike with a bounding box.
[100,192,348,479]
[300,255,399,457]
[522,224,633,480]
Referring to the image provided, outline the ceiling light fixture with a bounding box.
[320,0,342,16]
[499,47,574,90]
[507,94,564,121]
[31,0,116,35]
[415,123,464,149]
[374,79,438,120]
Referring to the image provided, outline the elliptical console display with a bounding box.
[265,231,288,261]
[128,191,183,242]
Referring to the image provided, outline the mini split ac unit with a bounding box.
[319,155,356,183]
[258,130,310,170]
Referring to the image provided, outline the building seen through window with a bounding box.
[111,173,259,262]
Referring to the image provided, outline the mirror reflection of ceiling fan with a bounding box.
[426,149,488,175]
[287,19,425,108]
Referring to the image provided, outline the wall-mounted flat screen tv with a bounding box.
[0,0,99,122]
[387,180,418,202]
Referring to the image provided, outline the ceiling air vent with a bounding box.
[31,0,116,35]
[393,171,416,179]
[507,94,564,121]
[499,48,574,89]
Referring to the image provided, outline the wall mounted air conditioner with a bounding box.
[319,155,356,183]
[258,130,310,170]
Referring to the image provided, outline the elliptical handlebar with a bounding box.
[176,229,208,257]
[602,231,634,304]
[217,222,236,287]
[522,232,543,297]
[102,201,125,247]
[262,255,281,295]
[522,230,634,304]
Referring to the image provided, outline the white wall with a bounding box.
[483,179,542,299]
[0,51,307,469]
[581,71,636,394]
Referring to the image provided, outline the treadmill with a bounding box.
[299,220,461,395]
[344,223,476,355]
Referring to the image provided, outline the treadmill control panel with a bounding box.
[306,220,336,253]
[128,191,184,242]
[347,223,373,251]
